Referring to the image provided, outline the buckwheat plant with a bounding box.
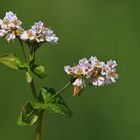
[0,11,118,140]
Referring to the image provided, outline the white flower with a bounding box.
[107,60,117,68]
[45,28,58,44]
[72,78,86,96]
[31,21,44,32]
[101,65,110,75]
[78,58,92,75]
[105,69,118,84]
[79,58,89,66]
[0,11,23,42]
[6,32,16,43]
[5,11,16,19]
[31,21,59,44]
[20,21,58,44]
[73,78,86,88]
[1,11,22,30]
[31,21,45,42]
[64,65,73,75]
[65,56,118,89]
[73,65,85,75]
[91,77,105,86]
[90,56,105,68]
[0,19,3,25]
[20,31,29,40]
[20,30,36,41]
[0,29,6,37]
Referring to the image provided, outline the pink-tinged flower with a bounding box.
[90,56,105,68]
[6,32,16,43]
[31,21,44,32]
[79,58,89,66]
[0,11,23,43]
[64,65,73,75]
[20,30,36,41]
[105,69,118,84]
[101,64,110,76]
[73,78,85,88]
[107,60,117,68]
[64,56,118,96]
[31,21,46,42]
[45,28,58,44]
[73,65,85,76]
[20,21,58,44]
[73,78,86,96]
[0,11,22,30]
[0,29,6,37]
[79,58,92,75]
[90,76,105,86]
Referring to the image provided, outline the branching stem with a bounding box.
[19,39,71,140]
[18,38,27,61]
[19,39,42,140]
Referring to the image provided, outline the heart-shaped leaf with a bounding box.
[0,52,28,70]
[39,88,72,118]
[17,102,41,126]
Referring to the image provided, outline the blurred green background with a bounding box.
[0,0,140,140]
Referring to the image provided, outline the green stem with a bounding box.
[35,111,44,140]
[28,45,43,140]
[19,40,38,100]
[28,46,38,100]
[30,80,38,100]
[18,38,27,61]
[47,81,71,103]
[19,40,43,140]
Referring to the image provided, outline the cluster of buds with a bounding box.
[64,56,118,96]
[0,11,58,45]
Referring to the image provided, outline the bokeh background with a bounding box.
[0,0,140,140]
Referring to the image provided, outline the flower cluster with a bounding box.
[0,11,58,45]
[20,21,58,44]
[64,56,118,96]
[0,11,23,43]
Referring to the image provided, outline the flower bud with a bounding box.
[33,65,46,78]
[73,86,82,96]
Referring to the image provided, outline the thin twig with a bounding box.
[18,38,27,61]
[47,81,71,103]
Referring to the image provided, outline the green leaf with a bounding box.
[26,71,32,83]
[17,102,41,126]
[32,65,46,78]
[0,52,28,70]
[39,88,72,118]
[46,103,72,117]
[31,102,43,109]
[39,88,55,103]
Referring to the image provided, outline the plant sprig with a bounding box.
[0,11,118,140]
